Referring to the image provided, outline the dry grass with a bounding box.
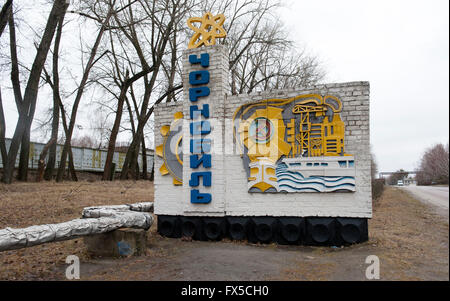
[0,180,153,280]
[368,187,449,280]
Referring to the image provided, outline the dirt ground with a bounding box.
[0,182,448,281]
[0,180,152,280]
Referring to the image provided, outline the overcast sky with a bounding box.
[280,0,449,172]
[1,0,448,174]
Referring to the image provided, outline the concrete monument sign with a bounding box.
[154,12,371,246]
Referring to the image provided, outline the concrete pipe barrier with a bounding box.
[0,202,154,252]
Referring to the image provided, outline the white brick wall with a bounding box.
[155,45,372,219]
[154,101,185,216]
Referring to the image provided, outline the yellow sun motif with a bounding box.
[187,12,227,49]
[156,112,184,186]
[238,106,291,164]
[237,106,291,192]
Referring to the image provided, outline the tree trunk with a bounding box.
[3,0,68,184]
[68,147,78,181]
[0,88,7,165]
[0,0,12,37]
[149,159,154,181]
[3,111,26,183]
[56,86,77,181]
[44,7,65,181]
[130,138,141,180]
[120,124,143,180]
[102,83,127,180]
[135,157,140,180]
[44,99,59,180]
[141,136,147,180]
[36,138,56,182]
[17,124,30,181]
[166,32,177,102]
[56,4,114,182]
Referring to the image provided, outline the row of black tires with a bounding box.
[157,215,368,246]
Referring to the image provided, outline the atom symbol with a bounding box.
[187,12,227,49]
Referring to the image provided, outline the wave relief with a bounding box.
[275,164,356,193]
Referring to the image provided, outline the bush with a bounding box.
[372,178,385,206]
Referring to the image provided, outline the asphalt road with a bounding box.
[400,185,449,219]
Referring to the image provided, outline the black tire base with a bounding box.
[157,215,368,246]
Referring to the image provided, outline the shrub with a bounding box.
[372,178,385,207]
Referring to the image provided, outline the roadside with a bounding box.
[400,185,449,220]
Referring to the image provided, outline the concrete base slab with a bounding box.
[84,228,147,257]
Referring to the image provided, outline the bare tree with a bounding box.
[41,65,79,182]
[2,0,69,184]
[89,0,324,181]
[106,0,188,180]
[56,0,118,182]
[219,1,324,94]
[8,0,325,184]
[416,143,449,185]
[100,33,153,179]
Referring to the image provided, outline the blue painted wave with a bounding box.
[275,165,355,193]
